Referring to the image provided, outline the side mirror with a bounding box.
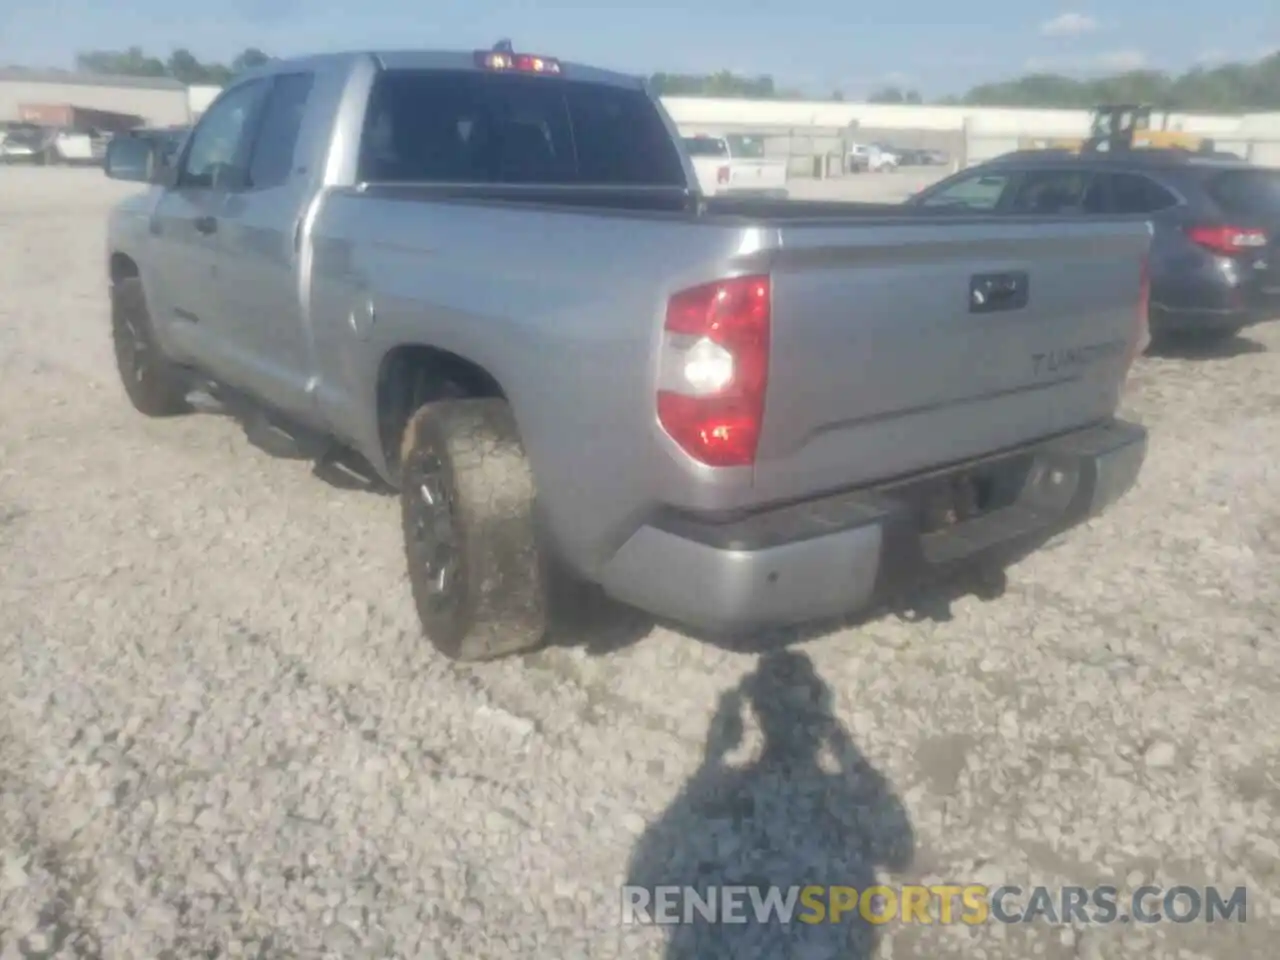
[104,136,160,184]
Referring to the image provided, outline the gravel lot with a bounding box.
[1,166,1278,960]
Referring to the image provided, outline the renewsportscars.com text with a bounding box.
[620,884,1248,926]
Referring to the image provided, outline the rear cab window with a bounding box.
[725,134,766,159]
[682,137,729,158]
[1204,168,1280,218]
[358,69,688,186]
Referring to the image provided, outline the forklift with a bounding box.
[1082,104,1209,153]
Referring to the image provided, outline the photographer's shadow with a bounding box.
[626,649,915,959]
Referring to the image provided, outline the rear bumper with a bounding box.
[598,419,1146,634]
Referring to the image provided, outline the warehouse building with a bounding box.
[0,68,191,128]
[663,97,1280,169]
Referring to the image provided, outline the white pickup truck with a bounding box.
[0,122,107,165]
[681,133,788,198]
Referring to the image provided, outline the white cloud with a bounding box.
[1039,12,1099,38]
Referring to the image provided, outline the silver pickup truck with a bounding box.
[102,45,1151,661]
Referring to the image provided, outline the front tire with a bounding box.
[399,398,549,661]
[110,277,191,417]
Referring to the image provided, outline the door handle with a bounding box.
[969,271,1028,313]
[193,215,218,236]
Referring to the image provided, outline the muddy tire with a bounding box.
[399,398,549,661]
[111,277,191,417]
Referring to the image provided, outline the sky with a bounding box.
[0,1,1277,98]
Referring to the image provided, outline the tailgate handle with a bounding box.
[969,272,1028,313]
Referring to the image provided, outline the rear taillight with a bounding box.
[716,165,731,184]
[1124,254,1151,375]
[657,275,770,467]
[1185,224,1267,255]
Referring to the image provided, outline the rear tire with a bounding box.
[399,398,549,661]
[111,277,191,417]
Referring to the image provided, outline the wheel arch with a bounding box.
[375,342,510,481]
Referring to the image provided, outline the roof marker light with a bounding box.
[475,49,562,74]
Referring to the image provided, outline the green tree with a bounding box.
[959,51,1280,110]
[72,46,273,85]
[76,46,166,77]
[166,48,204,84]
[649,70,778,98]
[231,48,271,74]
[868,86,922,104]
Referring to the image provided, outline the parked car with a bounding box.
[1,120,112,164]
[849,143,897,172]
[889,147,926,166]
[680,133,788,198]
[101,45,1150,661]
[0,122,43,163]
[907,149,1279,343]
[890,147,948,167]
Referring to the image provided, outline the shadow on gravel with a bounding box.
[1147,332,1266,361]
[544,579,658,654]
[186,387,397,495]
[625,649,914,959]
[553,560,1010,658]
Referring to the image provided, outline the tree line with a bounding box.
[73,47,272,85]
[69,46,1280,112]
[655,53,1280,111]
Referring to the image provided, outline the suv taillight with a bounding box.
[657,275,770,467]
[716,164,731,184]
[1185,224,1267,255]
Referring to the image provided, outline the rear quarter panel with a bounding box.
[306,194,768,574]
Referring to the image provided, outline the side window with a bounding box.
[1007,169,1093,214]
[179,80,269,189]
[1110,173,1178,214]
[1081,175,1110,213]
[917,170,1013,211]
[246,73,315,190]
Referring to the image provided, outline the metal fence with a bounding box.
[676,120,1280,178]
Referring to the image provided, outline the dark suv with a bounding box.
[907,150,1280,343]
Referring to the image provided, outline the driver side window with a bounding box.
[179,79,269,190]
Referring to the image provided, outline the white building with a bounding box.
[0,68,191,127]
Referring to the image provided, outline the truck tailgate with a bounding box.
[753,217,1150,502]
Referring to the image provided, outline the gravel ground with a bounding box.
[1,166,1278,960]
